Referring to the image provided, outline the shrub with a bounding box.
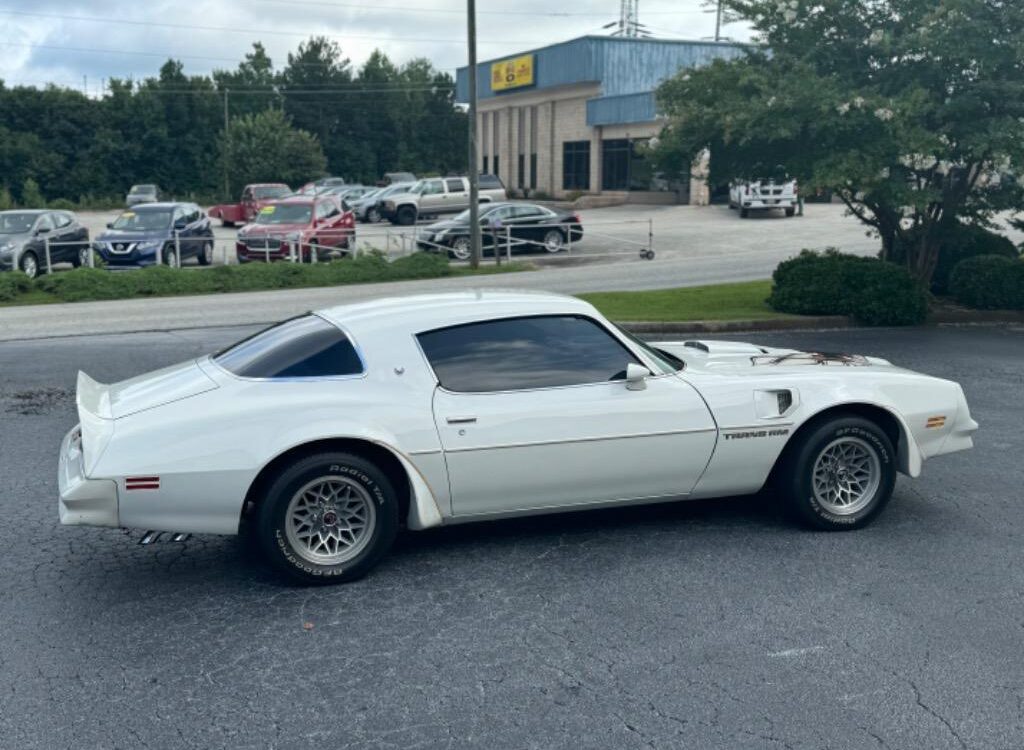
[0,271,31,301]
[892,224,1020,294]
[47,198,77,211]
[767,249,854,315]
[35,267,133,301]
[769,250,928,326]
[0,187,13,211]
[948,255,1024,310]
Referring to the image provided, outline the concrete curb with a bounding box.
[621,310,1024,335]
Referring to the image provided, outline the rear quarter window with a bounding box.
[214,315,363,379]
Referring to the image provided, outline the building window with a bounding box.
[562,141,590,191]
[602,138,657,192]
[601,139,631,191]
[482,156,488,174]
[518,154,525,189]
[530,153,537,190]
[494,155,499,177]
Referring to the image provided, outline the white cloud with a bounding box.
[0,0,753,91]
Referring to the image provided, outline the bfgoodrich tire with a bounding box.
[779,416,896,530]
[255,452,399,584]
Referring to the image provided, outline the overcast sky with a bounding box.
[0,0,753,93]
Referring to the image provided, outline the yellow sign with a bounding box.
[491,54,535,92]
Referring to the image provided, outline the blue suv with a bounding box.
[94,203,214,268]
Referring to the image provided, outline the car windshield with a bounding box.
[0,212,38,234]
[129,185,156,195]
[253,186,291,200]
[612,324,685,373]
[111,210,171,231]
[356,189,381,202]
[254,204,312,225]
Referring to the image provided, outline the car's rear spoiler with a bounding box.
[75,372,116,476]
[77,371,112,420]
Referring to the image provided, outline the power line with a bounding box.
[248,0,710,16]
[0,41,459,73]
[0,9,537,45]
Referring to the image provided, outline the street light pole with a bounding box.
[467,0,481,269]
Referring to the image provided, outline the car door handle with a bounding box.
[446,416,477,424]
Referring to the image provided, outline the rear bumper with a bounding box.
[58,425,119,528]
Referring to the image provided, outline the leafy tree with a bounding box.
[220,109,326,189]
[21,177,45,207]
[654,0,1024,283]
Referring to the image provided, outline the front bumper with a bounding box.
[741,198,796,209]
[58,425,119,528]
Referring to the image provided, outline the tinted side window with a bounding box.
[53,212,73,228]
[418,315,640,393]
[215,315,363,379]
[445,178,465,193]
[35,214,54,231]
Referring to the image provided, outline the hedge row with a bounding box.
[1,252,520,305]
[768,250,929,326]
[949,255,1024,310]
[891,224,1021,294]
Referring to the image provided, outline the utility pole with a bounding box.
[467,0,481,269]
[714,0,723,41]
[223,88,230,199]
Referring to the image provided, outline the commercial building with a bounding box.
[455,36,745,205]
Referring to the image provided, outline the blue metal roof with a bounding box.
[456,36,747,126]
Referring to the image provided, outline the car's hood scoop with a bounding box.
[655,340,892,373]
[77,360,219,420]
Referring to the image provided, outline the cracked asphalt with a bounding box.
[0,324,1021,749]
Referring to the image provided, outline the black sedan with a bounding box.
[0,210,91,279]
[418,203,583,260]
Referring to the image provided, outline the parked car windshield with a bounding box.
[254,204,312,225]
[0,212,38,234]
[252,186,291,200]
[111,210,171,231]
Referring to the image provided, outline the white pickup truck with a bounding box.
[729,179,799,218]
[382,175,507,226]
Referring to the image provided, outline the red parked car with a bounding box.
[209,183,292,227]
[235,196,356,263]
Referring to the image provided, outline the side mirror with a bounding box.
[106,222,114,229]
[36,226,51,235]
[625,363,651,391]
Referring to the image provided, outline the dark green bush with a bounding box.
[767,249,856,315]
[47,198,77,211]
[892,224,1020,294]
[769,250,928,326]
[948,255,1024,310]
[0,272,31,301]
[34,267,133,301]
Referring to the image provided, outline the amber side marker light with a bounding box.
[926,416,947,429]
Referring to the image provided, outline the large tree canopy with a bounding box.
[220,109,326,189]
[0,39,465,205]
[655,0,1024,282]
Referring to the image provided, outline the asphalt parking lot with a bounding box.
[1,324,1021,749]
[73,201,883,269]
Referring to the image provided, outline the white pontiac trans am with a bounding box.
[58,291,977,583]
